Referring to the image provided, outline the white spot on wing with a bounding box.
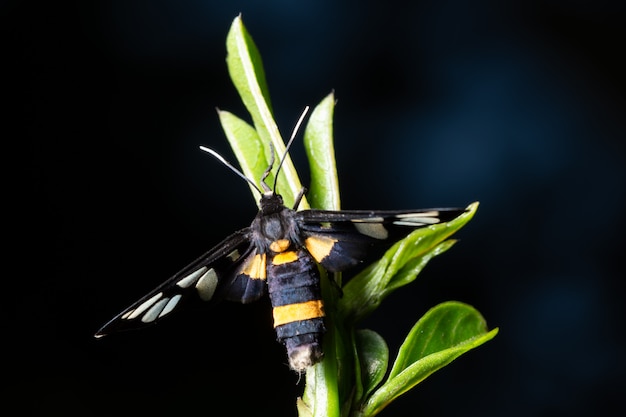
[126,292,163,320]
[393,212,441,226]
[351,216,384,223]
[354,222,388,239]
[177,267,208,288]
[196,268,218,301]
[396,211,439,218]
[393,221,428,226]
[141,298,169,323]
[158,294,181,318]
[227,249,240,261]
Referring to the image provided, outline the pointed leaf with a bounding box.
[225,15,305,208]
[299,96,347,416]
[385,239,457,293]
[225,16,273,134]
[217,110,270,205]
[340,202,478,323]
[304,92,340,210]
[389,301,494,378]
[360,302,498,416]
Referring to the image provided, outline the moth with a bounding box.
[95,136,465,372]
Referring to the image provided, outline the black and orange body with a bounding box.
[242,193,328,370]
[267,248,325,370]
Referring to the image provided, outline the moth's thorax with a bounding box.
[253,193,301,253]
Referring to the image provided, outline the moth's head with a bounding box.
[259,191,284,214]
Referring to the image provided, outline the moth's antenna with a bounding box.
[260,143,275,193]
[273,106,310,191]
[199,146,263,195]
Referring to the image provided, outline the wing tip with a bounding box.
[94,325,109,338]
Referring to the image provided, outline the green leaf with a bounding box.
[225,15,273,113]
[298,93,344,416]
[301,362,340,417]
[304,92,340,210]
[225,16,273,138]
[296,397,313,417]
[340,202,479,323]
[298,272,343,417]
[388,301,496,378]
[355,329,389,400]
[360,302,498,417]
[225,15,305,208]
[301,95,345,412]
[384,239,457,293]
[217,110,270,206]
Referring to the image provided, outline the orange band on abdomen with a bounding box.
[272,251,299,265]
[272,300,325,327]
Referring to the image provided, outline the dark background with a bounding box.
[8,1,625,416]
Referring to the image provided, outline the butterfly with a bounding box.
[95,140,465,372]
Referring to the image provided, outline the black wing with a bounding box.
[95,228,267,337]
[296,208,465,272]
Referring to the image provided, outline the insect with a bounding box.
[95,124,465,372]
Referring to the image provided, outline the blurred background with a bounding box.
[8,1,625,416]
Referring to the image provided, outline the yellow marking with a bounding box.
[241,253,267,280]
[272,251,298,265]
[269,239,291,253]
[305,236,337,263]
[273,300,325,327]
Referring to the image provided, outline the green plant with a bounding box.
[217,15,497,417]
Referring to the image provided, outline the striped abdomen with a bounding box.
[267,248,325,372]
